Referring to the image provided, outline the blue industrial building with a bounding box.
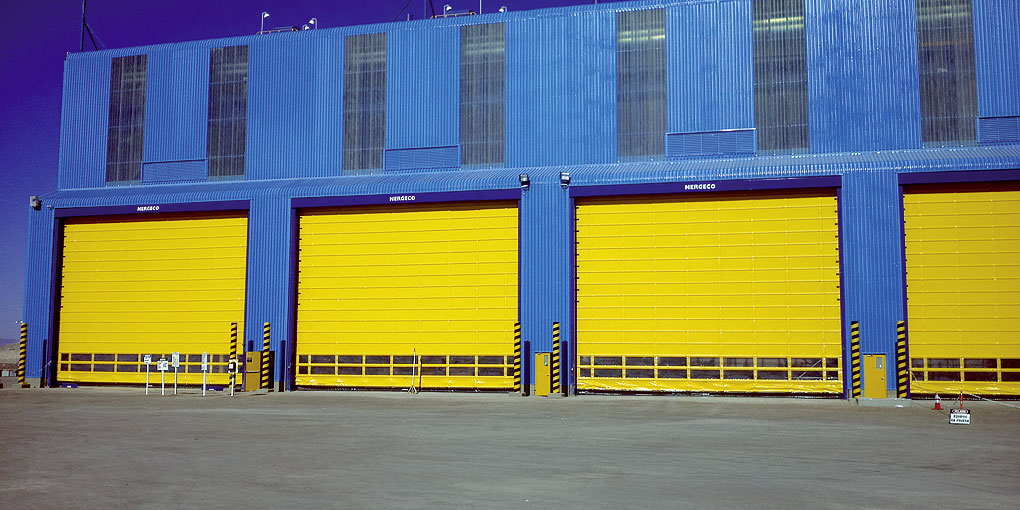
[21,0,1020,398]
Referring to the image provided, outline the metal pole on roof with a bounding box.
[80,0,86,52]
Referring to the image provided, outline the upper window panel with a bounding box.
[916,0,977,145]
[208,45,249,179]
[343,33,387,173]
[753,0,809,153]
[617,9,667,160]
[106,55,147,184]
[460,23,506,168]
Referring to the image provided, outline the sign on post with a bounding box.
[171,352,180,368]
[143,355,152,395]
[201,352,209,396]
[158,358,168,396]
[950,409,971,425]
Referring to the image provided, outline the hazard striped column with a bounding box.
[18,322,27,385]
[261,322,271,390]
[512,322,522,395]
[850,321,861,398]
[896,321,908,398]
[230,322,238,389]
[552,322,561,395]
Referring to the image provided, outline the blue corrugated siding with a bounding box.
[248,38,316,180]
[519,174,573,383]
[666,129,756,159]
[974,0,1020,118]
[245,195,293,379]
[143,48,209,164]
[506,11,617,168]
[840,170,904,357]
[387,27,459,151]
[668,0,753,135]
[22,207,57,379]
[311,35,345,178]
[384,146,460,172]
[978,116,1020,145]
[142,160,208,182]
[806,0,921,153]
[58,57,110,189]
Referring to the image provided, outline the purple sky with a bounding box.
[0,0,620,340]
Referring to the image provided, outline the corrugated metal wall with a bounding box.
[143,49,210,164]
[21,207,56,379]
[973,0,1020,118]
[387,27,460,151]
[519,173,573,356]
[56,0,1019,185]
[506,11,617,167]
[840,170,904,355]
[245,194,293,378]
[668,0,753,135]
[32,0,1020,392]
[248,38,316,180]
[58,57,109,189]
[806,0,921,152]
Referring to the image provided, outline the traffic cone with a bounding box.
[933,394,942,410]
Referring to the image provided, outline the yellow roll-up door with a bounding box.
[575,190,842,394]
[57,212,248,384]
[296,201,518,389]
[904,186,1020,395]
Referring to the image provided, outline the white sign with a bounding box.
[143,355,152,365]
[950,409,971,425]
[201,352,209,372]
[157,359,169,372]
[171,352,180,368]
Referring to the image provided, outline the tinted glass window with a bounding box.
[208,45,249,179]
[460,23,506,167]
[106,55,147,184]
[617,9,667,160]
[753,0,809,153]
[343,33,387,173]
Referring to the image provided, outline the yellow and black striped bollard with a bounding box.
[18,322,27,385]
[513,322,522,395]
[230,322,238,390]
[850,321,861,398]
[261,322,271,390]
[551,322,561,395]
[896,321,908,398]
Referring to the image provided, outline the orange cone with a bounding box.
[933,394,942,410]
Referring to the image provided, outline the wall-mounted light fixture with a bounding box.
[560,172,570,188]
[30,196,41,210]
[260,11,270,33]
[519,173,530,189]
[444,4,453,15]
[498,6,508,12]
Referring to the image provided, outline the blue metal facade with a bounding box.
[25,0,1020,395]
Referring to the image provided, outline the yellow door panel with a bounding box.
[57,212,248,385]
[296,201,518,390]
[905,189,1020,395]
[576,191,842,394]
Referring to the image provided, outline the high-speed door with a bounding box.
[296,202,518,389]
[904,187,1020,396]
[575,190,842,394]
[57,212,248,384]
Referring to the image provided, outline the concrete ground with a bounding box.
[1,384,1017,509]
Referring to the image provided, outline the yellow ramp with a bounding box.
[904,187,1020,395]
[575,190,842,394]
[296,202,518,389]
[57,212,248,384]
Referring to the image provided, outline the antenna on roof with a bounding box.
[79,0,104,51]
